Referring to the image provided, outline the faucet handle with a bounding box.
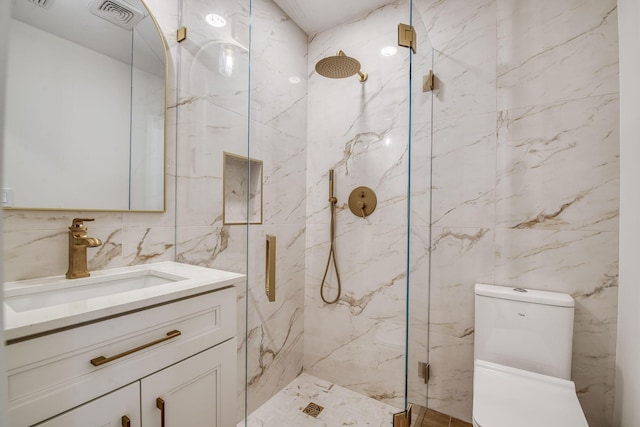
[71,218,95,229]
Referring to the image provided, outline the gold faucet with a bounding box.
[66,218,103,279]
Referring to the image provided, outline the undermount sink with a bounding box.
[4,269,188,312]
[3,261,246,342]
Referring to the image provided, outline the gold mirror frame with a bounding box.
[3,0,169,213]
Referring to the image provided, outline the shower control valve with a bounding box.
[348,186,377,219]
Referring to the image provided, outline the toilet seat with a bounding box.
[473,360,588,427]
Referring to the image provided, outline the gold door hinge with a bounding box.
[398,23,416,53]
[177,26,187,42]
[393,403,412,427]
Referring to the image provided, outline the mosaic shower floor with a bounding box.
[239,373,401,426]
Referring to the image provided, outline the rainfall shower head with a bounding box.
[315,51,368,82]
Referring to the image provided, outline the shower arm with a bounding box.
[336,51,367,82]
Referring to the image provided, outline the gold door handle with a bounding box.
[265,235,276,302]
[90,330,181,366]
[121,415,131,427]
[156,397,165,427]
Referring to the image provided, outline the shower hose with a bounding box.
[320,195,342,304]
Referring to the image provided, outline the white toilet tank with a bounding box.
[474,284,575,380]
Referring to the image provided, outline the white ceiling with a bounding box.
[272,0,393,34]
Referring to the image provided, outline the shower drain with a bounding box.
[302,402,324,418]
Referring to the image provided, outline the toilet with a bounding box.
[472,284,589,427]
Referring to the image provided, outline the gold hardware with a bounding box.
[156,397,165,427]
[348,186,377,219]
[336,51,368,82]
[177,26,187,42]
[393,403,413,427]
[121,415,131,427]
[302,402,324,418]
[265,235,276,302]
[398,23,417,53]
[423,70,434,92]
[90,330,181,366]
[321,169,342,304]
[329,169,336,203]
[419,362,430,384]
[66,218,102,279]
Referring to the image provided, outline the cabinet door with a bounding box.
[36,382,140,427]
[141,339,236,427]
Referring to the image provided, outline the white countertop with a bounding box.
[3,262,245,341]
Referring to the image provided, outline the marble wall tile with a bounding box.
[427,226,494,420]
[408,119,433,228]
[431,112,496,228]
[416,0,620,424]
[175,101,247,227]
[250,0,307,138]
[495,228,618,427]
[305,0,434,414]
[307,125,410,228]
[245,224,305,415]
[304,221,408,409]
[497,0,619,110]
[496,94,619,232]
[416,0,497,120]
[307,2,411,140]
[3,211,119,281]
[407,226,432,405]
[250,120,307,226]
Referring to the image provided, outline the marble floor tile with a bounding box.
[239,373,401,427]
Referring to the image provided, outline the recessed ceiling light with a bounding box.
[288,75,302,84]
[206,14,226,27]
[380,46,397,57]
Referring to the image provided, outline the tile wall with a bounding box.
[416,0,619,425]
[2,1,621,426]
[304,0,432,411]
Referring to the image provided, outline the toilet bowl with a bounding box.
[473,284,589,426]
[472,360,588,427]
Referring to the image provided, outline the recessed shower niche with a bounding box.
[223,152,263,225]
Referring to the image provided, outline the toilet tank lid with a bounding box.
[475,284,574,308]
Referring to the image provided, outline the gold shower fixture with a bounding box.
[315,51,368,82]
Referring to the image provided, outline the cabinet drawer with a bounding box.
[7,286,236,427]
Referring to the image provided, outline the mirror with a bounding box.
[3,0,166,211]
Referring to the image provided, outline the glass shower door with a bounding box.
[173,0,251,423]
[407,0,435,420]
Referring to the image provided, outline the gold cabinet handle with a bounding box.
[121,415,131,427]
[156,397,165,427]
[90,330,181,366]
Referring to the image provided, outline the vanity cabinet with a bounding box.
[6,286,237,427]
[37,340,235,427]
[36,382,141,427]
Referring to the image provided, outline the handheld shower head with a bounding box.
[315,51,368,82]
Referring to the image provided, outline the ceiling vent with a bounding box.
[89,0,144,30]
[26,0,55,9]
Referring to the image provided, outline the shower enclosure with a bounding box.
[173,0,434,423]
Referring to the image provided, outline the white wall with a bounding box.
[615,0,640,425]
